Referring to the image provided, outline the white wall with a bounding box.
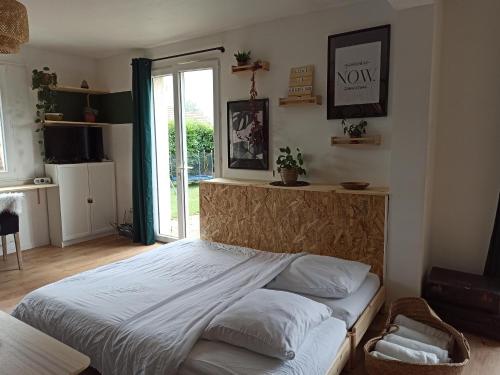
[96,2,398,225]
[102,124,133,223]
[429,0,500,274]
[386,4,438,298]
[423,0,443,275]
[0,47,98,252]
[97,0,439,299]
[146,1,396,185]
[97,50,144,224]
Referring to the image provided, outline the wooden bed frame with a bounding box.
[200,179,390,374]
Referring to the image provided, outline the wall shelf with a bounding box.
[231,61,270,73]
[0,184,57,193]
[43,120,110,127]
[331,135,382,145]
[279,95,322,106]
[49,85,110,95]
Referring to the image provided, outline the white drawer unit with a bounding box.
[46,162,117,247]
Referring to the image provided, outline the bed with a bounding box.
[12,239,384,375]
[12,179,388,375]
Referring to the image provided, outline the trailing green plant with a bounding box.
[276,146,306,175]
[34,125,48,161]
[341,119,367,138]
[32,66,58,122]
[234,50,251,64]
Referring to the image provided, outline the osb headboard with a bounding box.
[199,179,389,281]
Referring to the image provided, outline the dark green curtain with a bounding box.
[484,193,500,278]
[132,58,155,245]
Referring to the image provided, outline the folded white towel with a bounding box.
[393,325,449,351]
[375,340,440,364]
[384,333,450,363]
[394,315,454,351]
[370,351,399,361]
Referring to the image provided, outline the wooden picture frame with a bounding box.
[327,25,391,119]
[227,99,269,170]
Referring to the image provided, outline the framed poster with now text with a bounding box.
[327,25,390,119]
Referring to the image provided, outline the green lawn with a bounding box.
[170,184,200,218]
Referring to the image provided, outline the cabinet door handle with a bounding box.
[87,198,94,204]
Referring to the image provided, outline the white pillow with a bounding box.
[202,289,332,360]
[304,273,380,329]
[266,254,371,298]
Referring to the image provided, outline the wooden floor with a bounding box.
[0,235,158,312]
[1,236,499,374]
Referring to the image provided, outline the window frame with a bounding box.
[0,84,9,174]
[151,59,221,243]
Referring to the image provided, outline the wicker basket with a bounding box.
[364,297,470,375]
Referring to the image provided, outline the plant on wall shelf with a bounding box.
[341,118,367,138]
[234,50,251,66]
[83,106,98,123]
[32,67,58,122]
[276,146,306,185]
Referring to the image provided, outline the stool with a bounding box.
[0,212,23,270]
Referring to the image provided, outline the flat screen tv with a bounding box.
[44,126,104,164]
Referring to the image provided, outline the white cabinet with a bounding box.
[46,162,117,247]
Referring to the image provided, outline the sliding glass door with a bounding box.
[153,61,219,241]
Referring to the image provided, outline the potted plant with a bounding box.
[234,50,251,66]
[32,67,61,122]
[83,107,98,123]
[341,119,367,138]
[276,146,306,185]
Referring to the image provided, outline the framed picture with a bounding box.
[227,99,269,170]
[327,25,391,119]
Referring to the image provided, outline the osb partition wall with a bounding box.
[200,180,388,280]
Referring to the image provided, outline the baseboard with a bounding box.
[61,230,117,247]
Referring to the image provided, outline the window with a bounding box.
[152,61,219,241]
[0,90,7,173]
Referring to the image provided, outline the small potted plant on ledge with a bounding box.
[341,119,367,138]
[234,50,251,66]
[83,106,98,123]
[276,146,306,185]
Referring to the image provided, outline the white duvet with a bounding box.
[12,239,302,375]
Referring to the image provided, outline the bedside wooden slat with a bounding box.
[0,311,90,375]
[48,85,109,95]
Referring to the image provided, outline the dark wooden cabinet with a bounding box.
[424,267,500,340]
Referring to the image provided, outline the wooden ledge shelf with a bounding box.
[331,135,381,146]
[231,61,270,73]
[202,178,390,196]
[43,120,110,127]
[0,183,57,193]
[49,85,110,95]
[279,95,322,106]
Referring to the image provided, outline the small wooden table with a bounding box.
[0,311,90,374]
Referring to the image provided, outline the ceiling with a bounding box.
[21,0,433,59]
[21,0,369,59]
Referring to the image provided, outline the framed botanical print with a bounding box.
[327,25,391,119]
[227,99,269,170]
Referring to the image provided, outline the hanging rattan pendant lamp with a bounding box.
[0,0,29,54]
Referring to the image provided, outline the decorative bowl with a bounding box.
[340,181,370,190]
